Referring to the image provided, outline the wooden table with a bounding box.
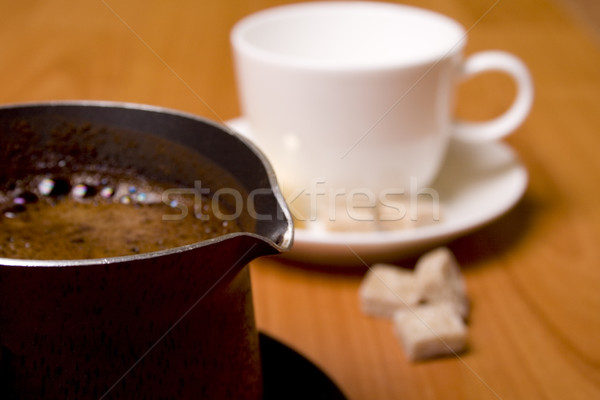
[1,0,599,399]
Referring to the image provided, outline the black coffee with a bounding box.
[0,172,240,260]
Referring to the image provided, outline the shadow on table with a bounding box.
[446,191,543,269]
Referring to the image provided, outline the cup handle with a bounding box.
[452,50,534,143]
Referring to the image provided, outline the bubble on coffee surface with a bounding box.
[119,195,132,205]
[13,191,38,205]
[100,186,114,199]
[135,192,147,202]
[37,178,54,196]
[3,204,26,219]
[72,183,96,199]
[6,174,163,209]
[38,177,71,197]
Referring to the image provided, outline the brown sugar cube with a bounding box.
[414,247,469,319]
[359,264,421,318]
[393,302,468,361]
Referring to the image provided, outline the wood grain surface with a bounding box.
[1,0,599,399]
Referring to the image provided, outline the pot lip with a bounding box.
[0,100,294,267]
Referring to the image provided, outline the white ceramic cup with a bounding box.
[230,1,533,199]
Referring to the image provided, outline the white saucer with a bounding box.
[226,118,528,265]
